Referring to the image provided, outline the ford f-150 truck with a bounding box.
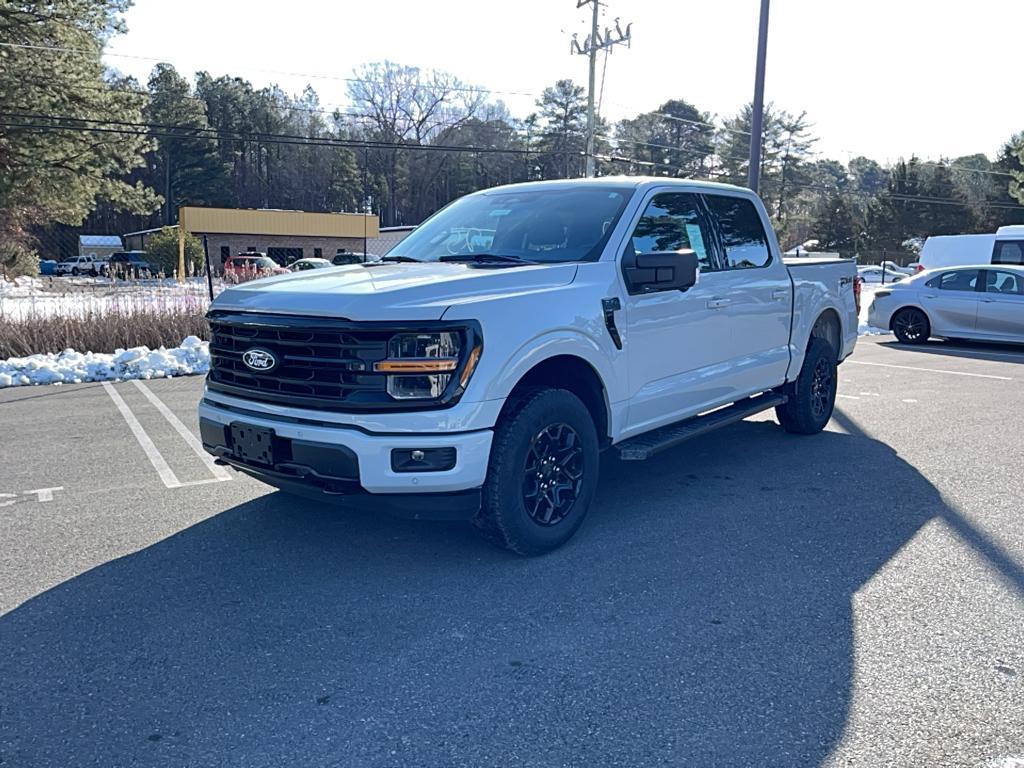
[199,178,858,554]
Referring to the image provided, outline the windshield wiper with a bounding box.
[438,253,538,265]
[380,255,421,263]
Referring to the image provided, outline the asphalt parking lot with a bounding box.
[1,336,1022,768]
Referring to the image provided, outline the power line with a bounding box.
[9,40,1016,183]
[0,113,538,156]
[657,111,747,136]
[5,107,1019,213]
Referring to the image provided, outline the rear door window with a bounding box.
[927,270,981,291]
[993,240,1024,265]
[703,195,771,269]
[984,270,1024,295]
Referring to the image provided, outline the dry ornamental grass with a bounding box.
[0,278,216,358]
[0,306,209,359]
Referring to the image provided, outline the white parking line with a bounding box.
[846,360,1013,381]
[102,382,181,489]
[131,380,231,481]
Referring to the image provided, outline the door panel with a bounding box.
[624,272,742,434]
[701,194,792,393]
[976,270,1024,339]
[921,269,981,335]
[621,192,733,436]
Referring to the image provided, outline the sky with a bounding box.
[104,0,1022,164]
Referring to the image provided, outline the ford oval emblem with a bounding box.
[242,348,277,372]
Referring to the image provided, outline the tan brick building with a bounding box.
[125,207,379,271]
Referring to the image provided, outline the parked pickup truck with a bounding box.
[199,178,858,554]
[56,254,106,277]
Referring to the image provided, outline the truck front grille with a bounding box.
[208,313,396,410]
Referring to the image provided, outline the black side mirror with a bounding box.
[622,248,699,294]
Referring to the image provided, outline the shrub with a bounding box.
[146,227,205,276]
[0,243,40,279]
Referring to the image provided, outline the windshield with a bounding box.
[390,186,635,263]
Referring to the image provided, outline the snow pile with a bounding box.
[858,283,889,337]
[0,276,46,298]
[0,336,210,388]
[985,758,1024,768]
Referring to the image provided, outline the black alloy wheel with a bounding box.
[522,423,585,527]
[892,308,929,344]
[810,356,834,420]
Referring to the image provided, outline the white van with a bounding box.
[918,226,1024,271]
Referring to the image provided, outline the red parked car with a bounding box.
[223,254,288,282]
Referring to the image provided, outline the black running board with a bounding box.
[615,392,788,461]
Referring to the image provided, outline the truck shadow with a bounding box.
[878,338,1024,365]
[1,409,1016,767]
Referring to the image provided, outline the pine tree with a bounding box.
[615,98,713,178]
[0,1,158,241]
[144,63,231,223]
[534,80,587,179]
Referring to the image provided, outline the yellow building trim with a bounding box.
[178,207,379,239]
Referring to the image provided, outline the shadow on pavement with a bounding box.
[1,408,1018,767]
[878,338,1024,365]
[0,382,105,406]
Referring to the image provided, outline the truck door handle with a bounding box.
[980,298,995,303]
[706,298,731,309]
[923,294,937,299]
[771,289,788,300]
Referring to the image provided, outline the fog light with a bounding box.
[391,447,457,473]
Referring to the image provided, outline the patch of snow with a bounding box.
[0,336,210,389]
[983,758,1024,768]
[858,283,890,337]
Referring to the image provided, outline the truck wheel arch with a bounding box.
[502,355,611,447]
[810,308,842,356]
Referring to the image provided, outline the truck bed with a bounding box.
[783,256,859,373]
[783,256,854,267]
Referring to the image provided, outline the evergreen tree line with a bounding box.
[4,0,1024,262]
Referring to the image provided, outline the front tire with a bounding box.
[892,307,930,344]
[776,337,838,435]
[71,267,80,276]
[476,388,599,555]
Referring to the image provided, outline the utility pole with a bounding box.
[583,0,599,178]
[572,2,631,178]
[748,0,770,193]
[362,147,369,261]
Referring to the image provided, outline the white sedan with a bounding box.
[857,265,905,284]
[867,264,1024,344]
[288,258,333,272]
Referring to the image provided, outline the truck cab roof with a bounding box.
[473,176,756,198]
[996,225,1024,238]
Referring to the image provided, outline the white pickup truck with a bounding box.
[55,254,106,277]
[199,178,858,554]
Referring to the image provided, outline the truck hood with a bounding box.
[210,261,579,321]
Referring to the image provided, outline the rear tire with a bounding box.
[775,337,838,435]
[892,307,930,344]
[475,388,599,555]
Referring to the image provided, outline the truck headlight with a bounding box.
[375,332,462,400]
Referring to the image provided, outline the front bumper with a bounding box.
[198,399,493,519]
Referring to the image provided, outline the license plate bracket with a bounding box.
[230,422,275,466]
